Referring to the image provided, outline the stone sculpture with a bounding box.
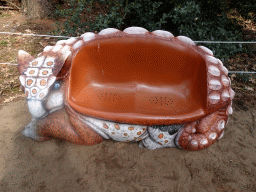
[17,27,235,150]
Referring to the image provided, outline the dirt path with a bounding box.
[0,100,255,192]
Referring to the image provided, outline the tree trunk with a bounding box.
[21,0,55,19]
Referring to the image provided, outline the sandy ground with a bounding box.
[0,100,255,192]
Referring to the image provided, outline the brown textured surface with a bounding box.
[177,108,229,151]
[36,109,103,145]
[67,35,208,125]
[69,115,104,145]
[16,28,235,152]
[197,111,219,134]
[17,51,34,75]
[17,28,234,126]
[57,54,72,80]
[41,51,68,77]
[23,28,233,126]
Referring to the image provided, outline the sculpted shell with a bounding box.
[17,27,235,151]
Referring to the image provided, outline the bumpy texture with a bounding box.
[18,26,235,150]
[18,46,71,100]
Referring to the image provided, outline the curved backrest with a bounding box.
[67,36,207,125]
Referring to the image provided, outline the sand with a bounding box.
[0,100,255,192]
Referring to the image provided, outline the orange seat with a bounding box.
[67,36,207,125]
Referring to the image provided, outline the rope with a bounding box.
[0,32,255,74]
[194,41,256,44]
[0,63,255,74]
[0,32,256,43]
[229,71,256,74]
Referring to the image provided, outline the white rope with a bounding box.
[0,32,256,43]
[0,32,255,74]
[229,71,256,74]
[0,63,255,74]
[194,41,256,44]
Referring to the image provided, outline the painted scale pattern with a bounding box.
[18,26,235,150]
[22,56,56,100]
[81,116,183,150]
[19,43,71,101]
[82,117,149,142]
[141,126,184,150]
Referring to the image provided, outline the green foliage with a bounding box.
[93,1,127,30]
[236,73,251,83]
[0,40,8,46]
[53,0,254,61]
[166,1,245,60]
[54,0,94,36]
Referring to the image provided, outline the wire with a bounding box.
[229,71,256,74]
[0,32,255,74]
[0,63,255,74]
[194,41,256,44]
[0,32,256,43]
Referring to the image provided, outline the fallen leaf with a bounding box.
[249,78,256,84]
[3,99,11,103]
[25,29,32,33]
[231,74,236,81]
[39,41,48,47]
[1,67,8,73]
[3,97,15,103]
[3,95,21,103]
[245,86,254,91]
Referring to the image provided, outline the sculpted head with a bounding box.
[17,46,71,119]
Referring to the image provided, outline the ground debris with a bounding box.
[3,94,21,103]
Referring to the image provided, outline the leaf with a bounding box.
[249,77,256,84]
[3,96,15,103]
[25,29,32,33]
[231,73,236,81]
[245,86,254,91]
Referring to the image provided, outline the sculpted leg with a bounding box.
[68,115,104,145]
[31,109,103,145]
[140,125,184,150]
[175,108,228,151]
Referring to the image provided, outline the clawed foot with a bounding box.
[175,110,228,151]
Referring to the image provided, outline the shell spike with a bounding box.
[61,45,71,61]
[18,50,31,58]
[17,50,34,75]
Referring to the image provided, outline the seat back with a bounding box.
[68,36,207,125]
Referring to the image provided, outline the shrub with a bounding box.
[54,0,254,61]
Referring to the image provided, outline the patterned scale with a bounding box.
[83,117,149,142]
[24,56,56,100]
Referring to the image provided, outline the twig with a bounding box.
[0,6,14,9]
[5,0,21,10]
